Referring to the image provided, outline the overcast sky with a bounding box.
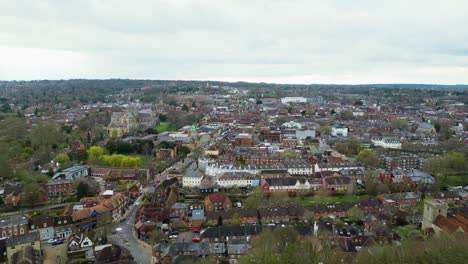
[1,0,468,84]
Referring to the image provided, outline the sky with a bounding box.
[1,0,468,84]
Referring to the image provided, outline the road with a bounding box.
[108,196,151,264]
[107,155,196,263]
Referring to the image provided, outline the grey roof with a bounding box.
[324,176,352,185]
[5,233,39,247]
[227,240,249,255]
[0,214,28,229]
[192,210,205,221]
[172,203,188,210]
[219,172,256,179]
[206,243,225,254]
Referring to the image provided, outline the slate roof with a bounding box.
[324,176,352,185]
[201,226,263,239]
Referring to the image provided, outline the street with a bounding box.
[107,156,195,263]
[108,197,152,264]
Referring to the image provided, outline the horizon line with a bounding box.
[1,78,468,87]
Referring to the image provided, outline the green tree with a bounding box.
[347,137,363,155]
[0,144,11,179]
[158,114,168,122]
[364,171,386,196]
[87,146,104,164]
[356,149,380,168]
[182,104,189,112]
[54,153,70,164]
[434,122,441,133]
[347,207,364,222]
[21,183,41,207]
[149,230,166,244]
[244,189,264,209]
[47,167,55,177]
[231,212,240,226]
[390,118,409,130]
[353,234,468,264]
[178,146,191,157]
[192,147,204,168]
[76,181,91,199]
[422,151,467,185]
[340,110,353,120]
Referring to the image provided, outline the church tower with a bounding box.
[422,199,448,230]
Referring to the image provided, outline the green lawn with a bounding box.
[445,175,465,186]
[300,195,369,206]
[155,122,177,133]
[393,224,420,239]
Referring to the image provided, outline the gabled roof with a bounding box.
[72,208,95,221]
[201,226,263,239]
[433,214,468,233]
[205,194,229,204]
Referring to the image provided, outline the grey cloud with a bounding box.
[0,0,467,83]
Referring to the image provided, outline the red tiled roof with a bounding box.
[433,214,468,233]
[206,194,228,204]
[72,208,94,221]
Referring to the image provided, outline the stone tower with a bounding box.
[422,199,448,230]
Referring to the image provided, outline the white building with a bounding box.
[371,137,402,149]
[205,162,314,177]
[296,129,316,139]
[182,174,204,187]
[215,172,259,188]
[331,125,348,137]
[315,162,365,173]
[282,121,302,129]
[281,97,307,104]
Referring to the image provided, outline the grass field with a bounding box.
[155,122,177,133]
[300,195,369,206]
[393,224,421,239]
[445,175,466,186]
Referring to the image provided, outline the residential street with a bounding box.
[108,197,151,264]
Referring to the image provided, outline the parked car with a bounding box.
[192,228,201,233]
[47,239,56,244]
[51,240,64,245]
[192,236,201,243]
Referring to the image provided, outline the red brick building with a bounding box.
[0,214,29,238]
[46,179,75,198]
[234,134,252,146]
[204,194,232,212]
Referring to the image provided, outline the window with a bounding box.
[43,223,47,228]
[64,220,67,224]
[20,228,24,235]
[31,225,35,230]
